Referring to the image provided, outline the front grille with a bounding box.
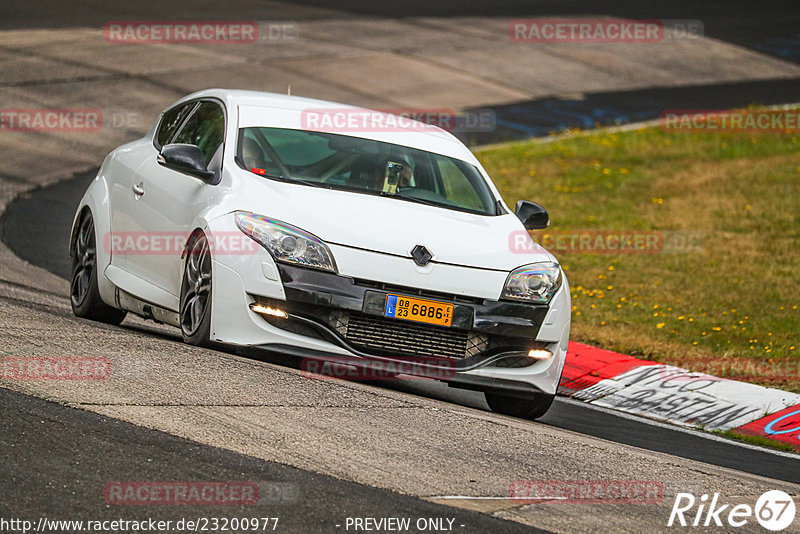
[251,295,537,363]
[330,311,487,359]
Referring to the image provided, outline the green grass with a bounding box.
[712,430,798,453]
[475,114,800,393]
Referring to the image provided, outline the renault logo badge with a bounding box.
[410,245,433,266]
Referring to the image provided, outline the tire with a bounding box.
[70,211,127,325]
[179,232,213,346]
[484,391,555,420]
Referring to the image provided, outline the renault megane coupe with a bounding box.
[70,89,570,419]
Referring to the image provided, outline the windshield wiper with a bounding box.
[261,173,328,189]
[381,191,442,208]
[392,191,495,215]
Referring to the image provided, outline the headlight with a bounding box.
[502,262,562,304]
[235,211,337,272]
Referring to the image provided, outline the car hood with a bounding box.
[231,176,555,271]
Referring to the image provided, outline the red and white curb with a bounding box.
[560,342,800,451]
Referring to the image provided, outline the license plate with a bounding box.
[384,294,453,327]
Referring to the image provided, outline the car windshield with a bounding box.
[237,127,498,215]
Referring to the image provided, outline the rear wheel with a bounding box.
[180,233,213,346]
[484,391,555,420]
[70,211,127,324]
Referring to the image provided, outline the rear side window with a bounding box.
[172,101,225,165]
[156,103,194,147]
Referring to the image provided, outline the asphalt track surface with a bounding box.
[3,169,799,489]
[4,0,799,56]
[0,386,544,533]
[296,0,800,145]
[2,1,800,145]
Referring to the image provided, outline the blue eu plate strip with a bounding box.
[384,295,398,318]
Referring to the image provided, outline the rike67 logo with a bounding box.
[668,490,796,531]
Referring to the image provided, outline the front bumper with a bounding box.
[257,264,548,368]
[208,224,569,395]
[254,264,568,395]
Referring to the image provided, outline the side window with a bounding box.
[240,129,275,170]
[437,157,484,211]
[172,101,225,166]
[156,103,194,148]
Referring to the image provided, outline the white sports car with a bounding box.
[70,89,570,419]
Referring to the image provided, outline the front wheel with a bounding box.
[70,211,127,325]
[179,233,213,346]
[484,391,555,420]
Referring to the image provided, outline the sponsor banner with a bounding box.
[557,342,655,396]
[574,364,800,431]
[734,404,800,451]
[560,343,800,449]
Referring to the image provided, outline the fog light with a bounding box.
[249,303,288,319]
[527,349,553,360]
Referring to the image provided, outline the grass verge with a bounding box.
[712,429,798,453]
[475,110,800,393]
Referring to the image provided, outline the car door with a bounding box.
[108,101,195,276]
[125,100,225,304]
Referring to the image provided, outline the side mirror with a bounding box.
[158,144,215,182]
[515,200,549,230]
